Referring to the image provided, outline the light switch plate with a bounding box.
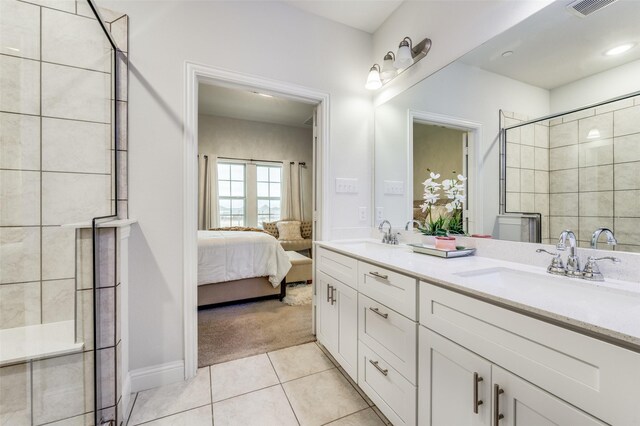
[336,178,359,193]
[376,207,384,221]
[359,207,367,221]
[383,180,404,195]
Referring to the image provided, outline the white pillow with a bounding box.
[276,221,303,241]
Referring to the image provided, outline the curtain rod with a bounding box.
[201,155,307,166]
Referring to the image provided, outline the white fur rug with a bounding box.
[283,284,313,306]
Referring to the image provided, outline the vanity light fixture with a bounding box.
[365,64,383,90]
[605,43,635,56]
[501,50,514,57]
[365,36,432,90]
[252,91,274,98]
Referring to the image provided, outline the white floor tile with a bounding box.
[212,385,297,426]
[283,369,368,426]
[129,367,211,425]
[326,408,385,425]
[141,405,213,426]
[210,354,279,402]
[268,342,334,382]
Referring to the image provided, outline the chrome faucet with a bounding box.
[557,230,581,277]
[591,227,617,249]
[378,220,398,245]
[405,220,422,231]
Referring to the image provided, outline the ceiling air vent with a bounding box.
[567,0,618,17]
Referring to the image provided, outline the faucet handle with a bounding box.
[582,256,620,281]
[536,249,565,275]
[589,256,621,263]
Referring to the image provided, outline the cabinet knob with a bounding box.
[473,372,484,414]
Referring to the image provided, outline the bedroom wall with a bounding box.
[198,114,314,222]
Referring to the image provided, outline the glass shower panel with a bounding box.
[0,0,116,424]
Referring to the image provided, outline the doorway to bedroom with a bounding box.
[195,81,320,366]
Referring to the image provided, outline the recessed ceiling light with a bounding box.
[501,51,514,57]
[252,91,274,98]
[587,128,601,139]
[605,43,635,56]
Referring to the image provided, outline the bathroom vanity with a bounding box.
[314,240,640,426]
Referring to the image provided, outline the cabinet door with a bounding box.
[317,271,338,354]
[333,279,358,381]
[492,366,607,426]
[419,327,491,426]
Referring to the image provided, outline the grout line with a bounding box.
[320,407,372,426]
[132,403,212,426]
[0,110,111,125]
[279,383,301,426]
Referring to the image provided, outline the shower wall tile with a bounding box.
[578,139,613,167]
[613,133,640,164]
[116,101,127,150]
[76,288,93,350]
[0,362,31,426]
[76,1,125,22]
[550,121,578,148]
[614,162,640,190]
[549,169,578,194]
[117,150,128,199]
[42,8,111,73]
[578,113,613,142]
[0,227,40,284]
[42,63,110,123]
[96,287,115,349]
[614,190,640,218]
[98,347,116,408]
[549,145,578,171]
[0,55,40,115]
[613,105,640,137]
[41,279,75,323]
[0,0,40,60]
[111,16,128,53]
[579,191,613,217]
[76,228,93,290]
[579,165,613,192]
[42,226,75,280]
[20,0,76,13]
[0,169,40,226]
[116,52,128,102]
[42,172,110,225]
[0,282,41,329]
[42,118,111,174]
[32,352,94,425]
[0,113,40,170]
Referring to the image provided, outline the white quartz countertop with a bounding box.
[316,239,640,352]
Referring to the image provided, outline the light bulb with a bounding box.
[605,43,635,56]
[394,38,414,69]
[380,52,397,80]
[365,65,382,90]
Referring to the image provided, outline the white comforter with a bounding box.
[197,230,292,287]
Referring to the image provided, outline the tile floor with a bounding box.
[126,341,391,426]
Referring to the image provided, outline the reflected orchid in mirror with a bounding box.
[418,170,467,236]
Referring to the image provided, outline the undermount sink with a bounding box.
[331,239,406,251]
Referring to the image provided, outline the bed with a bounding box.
[197,230,292,307]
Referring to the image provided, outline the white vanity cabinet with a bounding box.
[316,248,359,380]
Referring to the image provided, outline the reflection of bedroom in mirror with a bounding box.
[196,82,319,366]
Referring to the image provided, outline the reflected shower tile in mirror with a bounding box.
[579,191,613,217]
[579,139,612,167]
[534,147,549,171]
[550,169,578,194]
[505,125,520,144]
[613,134,640,164]
[578,165,613,192]
[534,124,549,148]
[520,169,534,193]
[614,190,640,218]
[614,218,640,246]
[534,193,550,216]
[549,193,578,216]
[506,143,520,168]
[534,171,549,193]
[550,121,578,148]
[506,168,520,192]
[520,145,534,169]
[614,105,640,137]
[505,192,520,212]
[579,217,614,242]
[549,216,579,238]
[521,125,534,146]
[549,145,578,171]
[578,113,613,143]
[614,162,640,190]
[521,193,535,212]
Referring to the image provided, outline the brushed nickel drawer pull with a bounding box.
[331,287,336,305]
[326,284,331,302]
[369,271,389,280]
[369,307,389,319]
[494,384,504,425]
[473,372,483,414]
[369,360,388,376]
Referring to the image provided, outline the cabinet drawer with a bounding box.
[358,261,417,320]
[358,341,417,426]
[316,247,357,289]
[358,294,417,383]
[421,282,640,426]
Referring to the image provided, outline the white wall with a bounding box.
[198,114,314,221]
[97,0,373,378]
[375,61,550,234]
[372,0,554,106]
[550,59,640,113]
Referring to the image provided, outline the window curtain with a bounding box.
[282,161,304,221]
[198,155,219,229]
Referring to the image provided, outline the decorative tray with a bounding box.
[407,243,476,258]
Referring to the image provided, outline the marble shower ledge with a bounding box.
[0,320,83,366]
[62,218,137,229]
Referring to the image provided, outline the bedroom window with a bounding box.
[218,163,246,226]
[257,165,282,224]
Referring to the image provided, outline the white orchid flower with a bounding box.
[457,174,467,181]
[445,203,454,213]
[430,172,440,180]
[423,193,439,204]
[420,202,430,213]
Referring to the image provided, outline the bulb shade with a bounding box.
[394,43,413,69]
[380,57,397,80]
[365,67,382,90]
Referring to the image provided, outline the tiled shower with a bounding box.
[0,1,129,425]
[503,95,640,252]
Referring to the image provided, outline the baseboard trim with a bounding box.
[130,360,185,393]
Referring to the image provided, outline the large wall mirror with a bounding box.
[374,0,640,253]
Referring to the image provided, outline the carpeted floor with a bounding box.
[198,299,314,367]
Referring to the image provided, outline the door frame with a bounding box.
[183,62,330,379]
[407,110,483,235]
